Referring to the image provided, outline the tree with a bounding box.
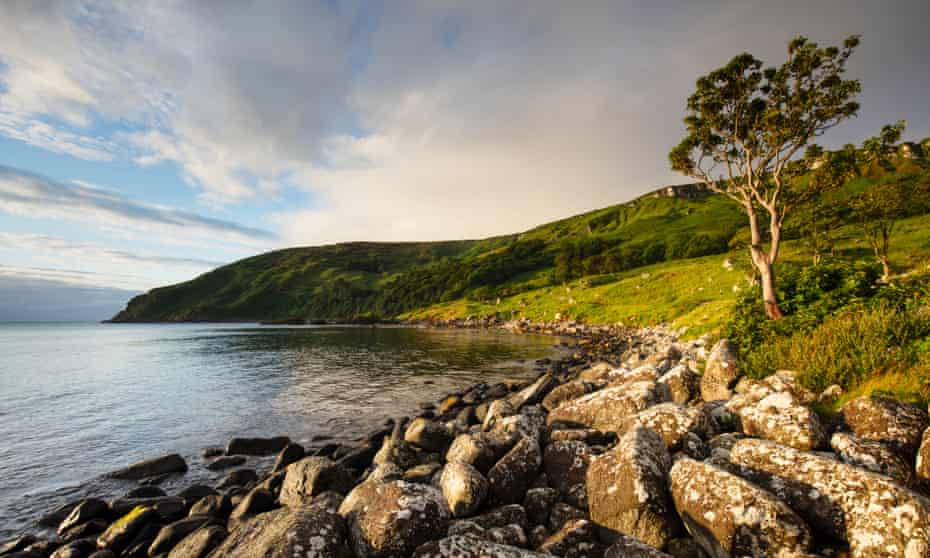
[794,143,859,265]
[848,120,914,280]
[669,36,861,319]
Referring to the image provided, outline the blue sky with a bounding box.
[1,0,929,320]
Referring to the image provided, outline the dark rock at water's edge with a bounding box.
[10,323,930,558]
[107,454,188,480]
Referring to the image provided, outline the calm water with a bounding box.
[0,323,560,538]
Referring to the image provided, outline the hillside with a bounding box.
[111,183,745,323]
[112,156,930,331]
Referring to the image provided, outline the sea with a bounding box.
[0,322,561,538]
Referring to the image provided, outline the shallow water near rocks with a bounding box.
[0,322,562,538]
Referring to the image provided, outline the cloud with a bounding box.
[0,232,223,269]
[1,0,929,243]
[0,165,276,244]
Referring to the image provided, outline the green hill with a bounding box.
[112,160,930,332]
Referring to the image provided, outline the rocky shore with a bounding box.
[5,323,930,558]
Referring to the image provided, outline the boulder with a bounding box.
[577,362,613,383]
[508,373,559,409]
[96,506,159,554]
[483,400,516,430]
[338,480,450,557]
[543,441,591,509]
[547,503,586,533]
[487,437,542,505]
[538,519,605,558]
[210,498,349,557]
[469,505,529,531]
[0,535,37,556]
[605,365,660,386]
[60,519,108,543]
[486,524,527,547]
[216,469,257,490]
[404,463,442,484]
[547,381,667,433]
[165,525,226,558]
[188,495,231,519]
[225,436,291,456]
[228,487,275,521]
[405,419,453,453]
[412,535,548,557]
[586,426,679,548]
[439,462,488,518]
[699,340,740,402]
[279,457,354,505]
[831,431,914,485]
[446,434,497,473]
[658,365,701,405]
[523,488,559,526]
[270,442,304,473]
[542,381,601,412]
[625,403,709,451]
[50,540,97,558]
[548,427,614,447]
[147,516,211,556]
[839,396,929,459]
[58,499,109,535]
[125,486,165,499]
[730,438,930,557]
[737,392,827,450]
[177,486,216,508]
[669,457,812,558]
[604,533,674,557]
[108,454,187,480]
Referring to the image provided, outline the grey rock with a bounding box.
[205,456,245,471]
[279,457,354,505]
[165,526,226,558]
[699,340,740,402]
[543,441,591,509]
[439,462,488,518]
[405,418,453,453]
[412,535,548,557]
[488,437,542,506]
[547,381,667,433]
[446,434,497,474]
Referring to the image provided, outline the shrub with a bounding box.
[741,304,930,393]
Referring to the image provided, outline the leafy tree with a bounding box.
[670,36,861,319]
[793,143,858,264]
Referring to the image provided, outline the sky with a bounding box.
[1,0,929,320]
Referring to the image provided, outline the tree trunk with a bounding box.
[880,256,891,281]
[747,207,784,320]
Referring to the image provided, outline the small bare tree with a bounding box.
[670,36,861,319]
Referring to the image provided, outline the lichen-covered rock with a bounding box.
[373,430,420,471]
[486,524,527,547]
[665,537,710,558]
[209,497,349,557]
[338,480,451,557]
[279,456,354,506]
[669,458,812,558]
[508,373,559,410]
[445,433,497,474]
[468,505,529,531]
[586,426,680,548]
[547,381,667,433]
[405,418,453,453]
[577,362,613,383]
[538,519,605,558]
[523,488,559,527]
[625,403,710,451]
[548,428,614,447]
[165,525,227,558]
[404,463,442,484]
[831,431,914,485]
[839,396,929,459]
[487,437,542,506]
[700,401,740,436]
[605,365,660,386]
[228,487,275,522]
[439,462,488,518]
[412,535,549,557]
[730,438,930,557]
[483,400,516,430]
[604,533,674,557]
[543,381,601,412]
[737,392,827,451]
[543,441,591,509]
[547,503,586,533]
[700,340,740,402]
[658,365,701,405]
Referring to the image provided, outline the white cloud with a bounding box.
[0,0,928,243]
[0,165,276,246]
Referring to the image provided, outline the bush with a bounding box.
[741,304,930,392]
